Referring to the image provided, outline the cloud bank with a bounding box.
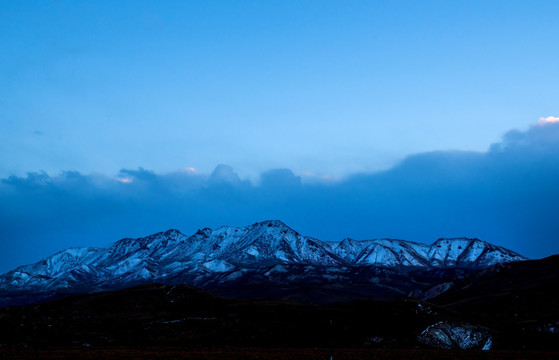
[1,122,559,273]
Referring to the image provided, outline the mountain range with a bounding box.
[0,220,526,307]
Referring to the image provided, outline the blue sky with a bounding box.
[2,1,558,178]
[1,1,559,272]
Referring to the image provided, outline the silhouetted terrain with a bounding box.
[1,256,558,359]
[431,255,559,351]
[1,347,558,360]
[0,283,456,348]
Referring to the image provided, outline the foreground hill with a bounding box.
[0,283,488,349]
[430,255,559,350]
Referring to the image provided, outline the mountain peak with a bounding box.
[163,229,183,236]
[434,237,482,242]
[253,220,289,228]
[194,228,212,238]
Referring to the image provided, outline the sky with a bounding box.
[1,1,559,273]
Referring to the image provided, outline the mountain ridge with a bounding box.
[0,220,526,307]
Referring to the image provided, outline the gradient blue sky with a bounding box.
[2,0,558,178]
[1,1,559,272]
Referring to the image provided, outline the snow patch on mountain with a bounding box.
[418,321,493,350]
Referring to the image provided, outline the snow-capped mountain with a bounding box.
[0,220,526,306]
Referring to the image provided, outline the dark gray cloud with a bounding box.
[1,123,559,273]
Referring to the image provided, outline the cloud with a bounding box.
[209,164,244,185]
[490,120,559,154]
[538,116,559,125]
[260,169,301,189]
[1,122,559,273]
